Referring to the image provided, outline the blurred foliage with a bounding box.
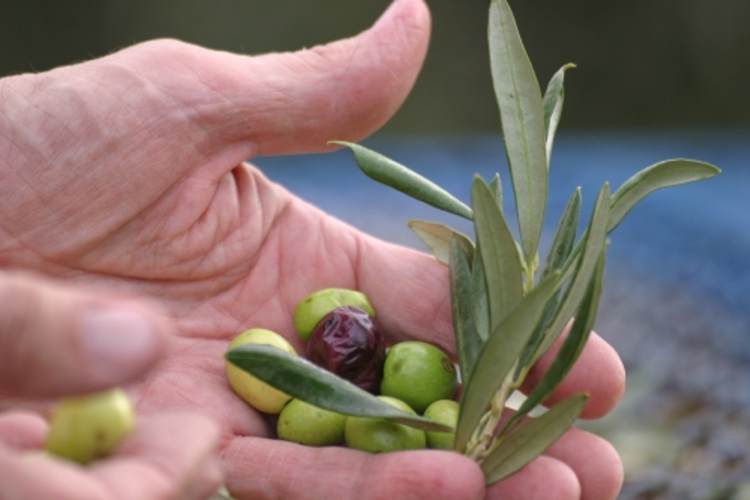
[2,0,749,132]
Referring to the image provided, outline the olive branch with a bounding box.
[227,0,719,484]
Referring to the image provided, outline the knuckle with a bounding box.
[129,38,196,62]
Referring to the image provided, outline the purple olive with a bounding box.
[307,306,385,392]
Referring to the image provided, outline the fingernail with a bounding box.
[79,308,161,383]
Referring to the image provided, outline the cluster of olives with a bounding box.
[225,288,460,452]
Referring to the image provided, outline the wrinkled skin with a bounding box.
[0,1,626,498]
[307,306,385,392]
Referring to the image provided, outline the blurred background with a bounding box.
[2,2,748,499]
[2,1,750,131]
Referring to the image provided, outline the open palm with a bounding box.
[0,1,624,499]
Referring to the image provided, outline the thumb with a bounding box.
[116,0,431,156]
[0,272,168,399]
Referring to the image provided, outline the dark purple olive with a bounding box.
[307,306,385,393]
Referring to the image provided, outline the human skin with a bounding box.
[0,274,222,500]
[0,1,625,499]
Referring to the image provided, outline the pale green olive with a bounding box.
[277,399,346,446]
[293,288,375,340]
[45,388,134,464]
[423,399,458,449]
[225,328,297,414]
[344,396,426,453]
[380,341,457,413]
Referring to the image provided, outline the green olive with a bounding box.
[45,388,134,464]
[344,396,426,453]
[380,341,457,413]
[277,399,346,446]
[423,399,458,449]
[293,288,375,340]
[225,328,297,414]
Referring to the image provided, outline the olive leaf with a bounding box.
[488,0,547,263]
[450,238,484,385]
[502,243,606,435]
[513,187,588,375]
[472,176,524,329]
[543,188,582,277]
[513,289,563,382]
[543,63,576,164]
[408,219,474,266]
[608,159,720,231]
[471,247,491,342]
[481,393,589,484]
[455,269,563,453]
[331,141,473,220]
[531,182,611,365]
[226,345,451,433]
[489,173,503,207]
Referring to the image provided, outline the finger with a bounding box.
[544,426,624,500]
[183,456,225,500]
[520,330,626,419]
[223,437,485,500]
[0,413,221,500]
[90,413,222,500]
[485,455,581,500]
[0,410,47,450]
[0,272,169,398]
[114,0,430,156]
[0,445,108,499]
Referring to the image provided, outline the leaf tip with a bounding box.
[328,140,352,149]
[704,163,722,176]
[674,158,722,177]
[472,175,492,192]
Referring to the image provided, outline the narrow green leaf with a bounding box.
[471,246,491,341]
[489,173,503,208]
[513,188,586,383]
[608,159,720,232]
[504,244,606,433]
[455,270,564,452]
[543,188,581,277]
[533,183,611,364]
[332,141,473,220]
[450,239,483,385]
[472,177,524,330]
[543,63,576,164]
[513,286,565,382]
[226,345,451,432]
[482,393,588,484]
[408,220,474,266]
[488,0,547,262]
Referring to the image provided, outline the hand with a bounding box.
[0,0,624,498]
[0,273,222,499]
